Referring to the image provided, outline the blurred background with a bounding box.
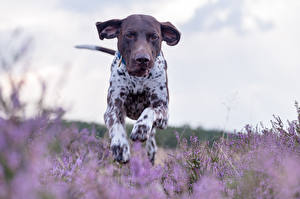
[0,0,299,131]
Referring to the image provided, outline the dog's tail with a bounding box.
[75,45,116,56]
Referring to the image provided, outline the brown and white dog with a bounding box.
[78,14,180,164]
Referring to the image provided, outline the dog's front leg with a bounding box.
[130,105,168,164]
[130,105,168,142]
[104,97,130,163]
[146,128,157,165]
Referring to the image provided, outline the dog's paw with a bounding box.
[110,137,130,163]
[130,123,151,142]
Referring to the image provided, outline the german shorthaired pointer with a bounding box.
[78,14,180,164]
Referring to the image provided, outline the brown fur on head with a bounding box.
[96,14,180,77]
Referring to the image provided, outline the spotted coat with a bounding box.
[104,51,169,164]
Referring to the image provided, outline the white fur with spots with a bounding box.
[104,51,169,164]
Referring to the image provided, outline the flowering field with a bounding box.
[1,38,300,199]
[1,77,300,199]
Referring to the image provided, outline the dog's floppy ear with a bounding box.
[160,22,181,46]
[96,19,122,40]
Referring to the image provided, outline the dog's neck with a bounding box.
[116,51,127,66]
[110,51,167,94]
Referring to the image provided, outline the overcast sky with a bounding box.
[0,0,299,131]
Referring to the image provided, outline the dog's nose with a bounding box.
[135,54,150,65]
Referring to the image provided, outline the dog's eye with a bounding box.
[125,32,136,39]
[150,34,159,41]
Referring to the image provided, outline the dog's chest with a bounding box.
[123,91,150,119]
[110,52,167,92]
[108,52,168,119]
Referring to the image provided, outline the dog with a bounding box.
[77,14,180,164]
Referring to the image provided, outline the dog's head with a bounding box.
[96,14,180,77]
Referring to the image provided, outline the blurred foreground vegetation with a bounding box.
[2,31,300,199]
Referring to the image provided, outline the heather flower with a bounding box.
[1,39,300,198]
[189,175,224,199]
